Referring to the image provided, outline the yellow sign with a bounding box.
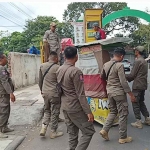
[84,9,103,43]
[87,97,119,125]
[40,41,44,63]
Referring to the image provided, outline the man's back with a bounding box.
[133,57,148,90]
[40,61,59,96]
[102,60,130,96]
[57,62,82,112]
[57,62,91,114]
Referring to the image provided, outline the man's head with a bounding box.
[50,22,57,32]
[64,46,78,64]
[93,23,99,31]
[134,46,144,57]
[0,52,7,66]
[49,51,58,63]
[113,47,126,62]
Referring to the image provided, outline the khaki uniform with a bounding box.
[57,62,95,150]
[101,60,131,139]
[0,65,14,130]
[39,61,60,131]
[43,30,61,62]
[126,56,149,120]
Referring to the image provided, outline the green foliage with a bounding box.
[63,2,140,35]
[0,2,144,53]
[0,16,74,53]
[129,24,150,54]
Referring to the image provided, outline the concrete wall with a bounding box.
[8,52,41,89]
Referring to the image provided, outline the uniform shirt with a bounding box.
[56,62,91,114]
[39,60,59,96]
[126,56,148,90]
[101,60,131,96]
[43,30,61,52]
[0,65,14,94]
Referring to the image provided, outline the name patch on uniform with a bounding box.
[79,74,84,81]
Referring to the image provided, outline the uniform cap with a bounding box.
[50,22,57,27]
[135,46,145,52]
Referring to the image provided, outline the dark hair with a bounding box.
[50,51,58,56]
[139,51,144,56]
[113,47,126,56]
[64,46,77,59]
[0,52,4,59]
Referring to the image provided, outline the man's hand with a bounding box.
[130,95,136,103]
[10,93,15,102]
[128,92,136,103]
[87,113,94,122]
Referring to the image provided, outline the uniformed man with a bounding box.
[126,46,150,129]
[43,22,61,62]
[57,46,95,150]
[0,52,15,138]
[39,51,63,138]
[99,47,136,144]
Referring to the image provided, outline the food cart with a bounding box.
[75,37,132,125]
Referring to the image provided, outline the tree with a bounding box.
[23,16,59,48]
[63,2,140,35]
[57,22,74,40]
[129,24,150,54]
[0,32,27,52]
[0,16,73,53]
[23,16,73,49]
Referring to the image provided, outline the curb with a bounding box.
[5,136,25,150]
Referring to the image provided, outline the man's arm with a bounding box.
[118,64,136,102]
[0,67,13,94]
[73,70,92,114]
[100,65,107,80]
[57,34,61,50]
[43,31,49,42]
[38,67,43,92]
[125,60,140,82]
[118,64,131,93]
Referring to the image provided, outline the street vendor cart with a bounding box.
[75,37,132,125]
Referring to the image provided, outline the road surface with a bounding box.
[17,84,150,150]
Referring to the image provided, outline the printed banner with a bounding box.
[74,22,85,45]
[87,97,119,125]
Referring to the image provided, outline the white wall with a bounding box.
[9,52,41,89]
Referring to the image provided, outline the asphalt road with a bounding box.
[17,83,150,150]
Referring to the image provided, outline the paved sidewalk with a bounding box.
[10,84,44,126]
[0,84,44,150]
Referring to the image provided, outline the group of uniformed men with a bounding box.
[37,22,150,149]
[0,22,150,150]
